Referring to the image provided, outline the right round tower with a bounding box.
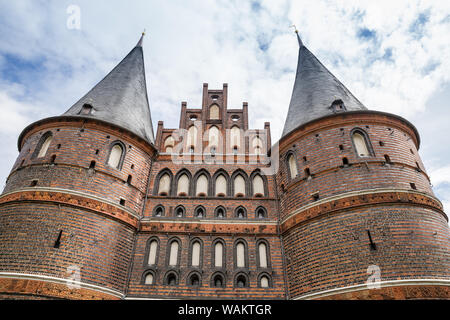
[278,31,450,300]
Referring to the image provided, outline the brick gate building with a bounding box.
[0,32,449,300]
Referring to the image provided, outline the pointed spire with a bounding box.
[136,30,145,47]
[63,34,155,144]
[281,30,367,138]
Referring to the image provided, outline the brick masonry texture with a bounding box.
[1,96,450,300]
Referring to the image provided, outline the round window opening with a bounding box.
[231,115,240,121]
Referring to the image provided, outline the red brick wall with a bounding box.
[278,112,450,299]
[5,122,153,214]
[283,204,450,299]
[277,116,433,221]
[126,233,285,299]
[0,202,135,294]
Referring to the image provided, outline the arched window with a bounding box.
[158,173,171,196]
[37,133,53,158]
[352,130,371,157]
[165,272,178,286]
[256,206,267,219]
[287,153,298,178]
[187,125,197,149]
[215,206,226,218]
[234,175,246,197]
[252,174,264,197]
[258,242,268,268]
[235,274,248,288]
[214,242,224,267]
[259,275,270,288]
[210,104,220,120]
[230,126,241,150]
[168,240,179,266]
[194,206,205,218]
[235,241,247,268]
[191,241,201,267]
[153,205,164,217]
[196,174,208,196]
[108,143,124,169]
[235,206,247,219]
[215,174,227,197]
[208,126,219,149]
[212,273,225,288]
[188,273,201,286]
[174,205,185,218]
[252,137,263,155]
[144,273,154,285]
[164,136,175,153]
[147,239,159,265]
[177,174,190,196]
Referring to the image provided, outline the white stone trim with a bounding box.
[0,272,124,298]
[0,187,140,219]
[281,188,444,225]
[293,279,450,300]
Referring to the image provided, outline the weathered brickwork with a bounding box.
[278,111,450,300]
[7,121,153,214]
[126,233,285,299]
[0,202,135,294]
[1,67,449,301]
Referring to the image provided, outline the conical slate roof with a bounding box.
[282,33,367,138]
[63,35,155,144]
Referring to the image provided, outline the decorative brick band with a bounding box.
[141,219,278,235]
[279,110,420,152]
[293,279,450,300]
[0,272,123,300]
[281,188,446,233]
[0,188,139,228]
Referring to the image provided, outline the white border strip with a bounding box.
[0,187,140,219]
[0,272,124,298]
[294,279,450,300]
[282,188,444,225]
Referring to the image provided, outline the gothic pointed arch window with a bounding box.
[177,173,190,196]
[235,241,247,268]
[351,129,372,157]
[164,135,175,153]
[190,239,203,268]
[234,175,246,197]
[256,240,271,268]
[258,273,271,288]
[196,174,208,196]
[252,136,264,155]
[208,126,219,150]
[144,272,154,285]
[209,104,220,120]
[187,125,197,150]
[252,174,265,197]
[158,173,171,196]
[146,237,159,266]
[167,238,181,267]
[212,272,225,288]
[287,153,298,179]
[36,132,53,158]
[230,126,241,151]
[107,142,125,169]
[213,240,224,268]
[215,174,227,197]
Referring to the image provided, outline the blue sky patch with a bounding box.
[357,28,376,40]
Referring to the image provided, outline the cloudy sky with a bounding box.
[0,0,449,214]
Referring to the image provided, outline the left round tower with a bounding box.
[0,35,157,300]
